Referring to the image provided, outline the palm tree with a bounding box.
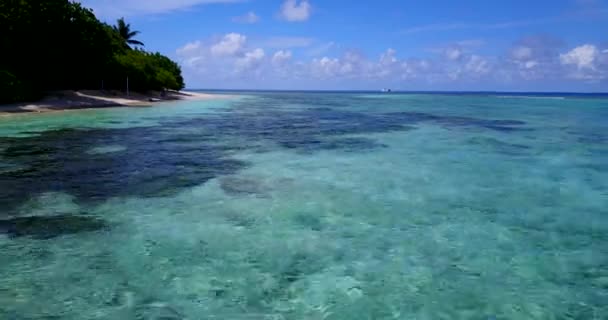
[113,18,144,48]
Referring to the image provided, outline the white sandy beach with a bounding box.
[0,90,229,116]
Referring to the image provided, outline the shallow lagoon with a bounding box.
[1,92,607,319]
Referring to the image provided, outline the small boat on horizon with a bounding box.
[381,88,392,93]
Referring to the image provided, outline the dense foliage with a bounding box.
[0,0,184,103]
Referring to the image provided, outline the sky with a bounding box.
[78,0,608,91]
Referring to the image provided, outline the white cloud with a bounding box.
[176,33,265,78]
[379,49,397,65]
[524,61,539,69]
[280,50,369,80]
[374,49,399,78]
[511,46,533,60]
[177,34,495,87]
[426,41,483,65]
[176,40,202,56]
[298,51,369,79]
[559,44,608,81]
[509,46,538,79]
[279,0,312,22]
[560,44,599,69]
[210,33,247,56]
[232,11,260,24]
[311,57,342,78]
[236,48,265,71]
[444,47,463,61]
[272,50,293,66]
[78,0,243,19]
[177,33,608,89]
[505,37,564,81]
[400,59,431,80]
[309,52,369,78]
[465,55,490,75]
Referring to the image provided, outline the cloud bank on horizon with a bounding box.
[78,0,608,91]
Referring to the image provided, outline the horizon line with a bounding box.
[187,88,608,95]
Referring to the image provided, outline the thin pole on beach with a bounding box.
[126,77,130,96]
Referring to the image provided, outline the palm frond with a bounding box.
[127,30,140,38]
[127,39,145,47]
[114,17,144,48]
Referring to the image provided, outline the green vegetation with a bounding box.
[0,0,184,103]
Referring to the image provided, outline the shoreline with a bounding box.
[0,90,232,117]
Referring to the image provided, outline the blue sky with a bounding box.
[79,0,608,91]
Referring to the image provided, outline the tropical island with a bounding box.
[0,0,209,113]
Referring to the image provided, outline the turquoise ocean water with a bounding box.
[0,92,607,319]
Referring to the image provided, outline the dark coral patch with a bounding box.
[0,215,108,239]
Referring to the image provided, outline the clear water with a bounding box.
[0,92,607,319]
